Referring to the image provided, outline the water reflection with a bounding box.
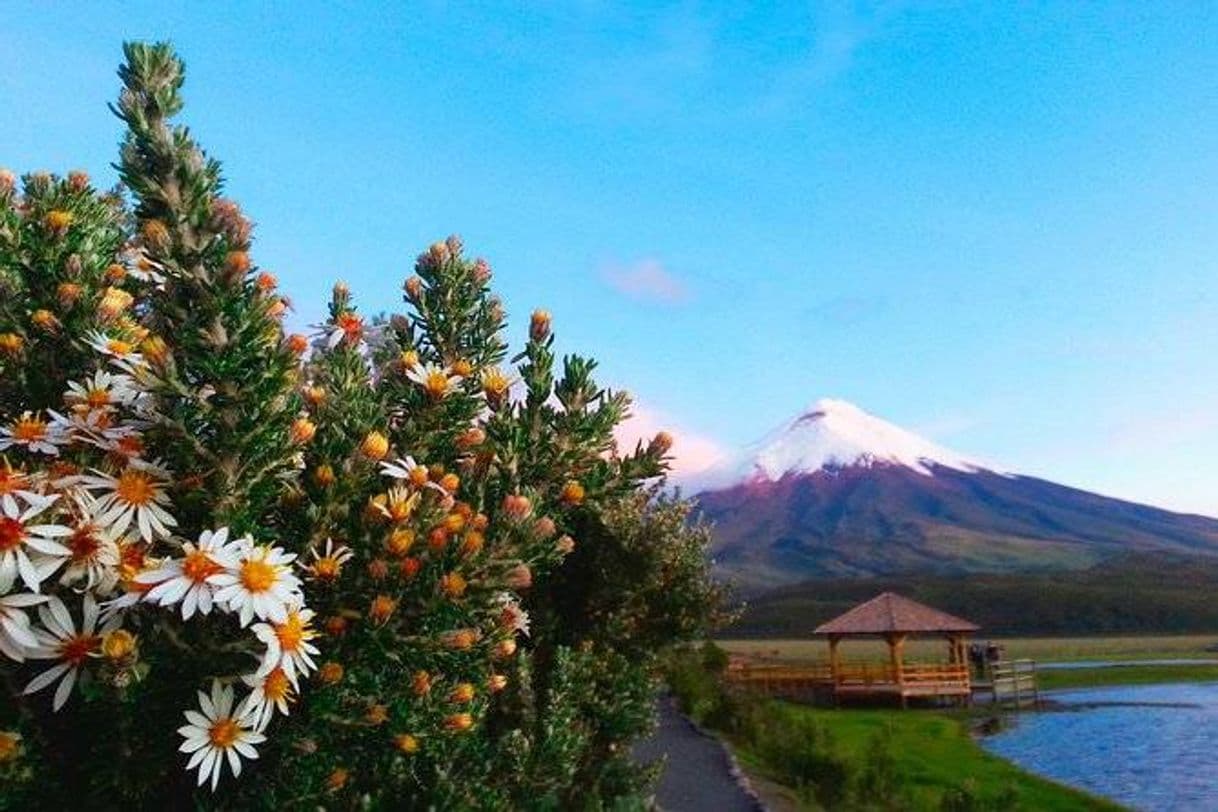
[982,682,1218,811]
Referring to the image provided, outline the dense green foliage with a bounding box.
[730,554,1218,637]
[665,645,1121,811]
[0,42,723,810]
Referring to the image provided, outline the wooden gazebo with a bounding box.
[813,592,979,706]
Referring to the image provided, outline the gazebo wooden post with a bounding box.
[828,634,841,685]
[887,632,907,708]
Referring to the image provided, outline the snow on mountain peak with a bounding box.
[732,397,988,482]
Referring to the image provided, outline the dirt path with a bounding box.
[633,696,764,812]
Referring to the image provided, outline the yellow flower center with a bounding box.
[0,518,25,552]
[264,668,292,703]
[312,556,340,579]
[85,387,111,408]
[181,549,222,583]
[208,718,240,749]
[424,370,450,397]
[106,339,134,356]
[240,558,278,593]
[115,469,156,506]
[11,416,47,443]
[275,611,309,652]
[0,466,25,495]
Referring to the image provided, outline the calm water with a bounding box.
[982,682,1218,811]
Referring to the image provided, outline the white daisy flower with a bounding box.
[0,462,42,518]
[58,493,122,594]
[240,666,295,732]
[379,456,422,480]
[252,604,319,684]
[85,331,144,365]
[209,541,301,627]
[65,370,141,411]
[0,589,48,662]
[301,538,353,582]
[0,492,72,592]
[177,680,266,790]
[80,461,176,543]
[24,593,105,710]
[406,362,463,399]
[136,528,234,619]
[0,412,67,456]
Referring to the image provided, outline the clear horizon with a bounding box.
[4,2,1216,514]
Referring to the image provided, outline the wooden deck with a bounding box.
[725,660,971,706]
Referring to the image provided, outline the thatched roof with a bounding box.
[813,592,979,636]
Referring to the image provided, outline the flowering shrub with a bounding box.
[0,42,722,809]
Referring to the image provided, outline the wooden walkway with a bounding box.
[725,660,972,707]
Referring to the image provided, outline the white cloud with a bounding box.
[615,401,728,482]
[602,258,690,304]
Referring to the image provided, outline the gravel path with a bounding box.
[633,696,764,812]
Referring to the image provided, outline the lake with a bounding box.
[981,682,1218,811]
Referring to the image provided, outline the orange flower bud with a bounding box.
[404,275,423,299]
[56,282,82,308]
[559,481,586,506]
[369,594,397,624]
[439,572,467,599]
[651,431,675,455]
[255,271,278,292]
[44,210,73,234]
[471,513,489,531]
[456,427,486,449]
[0,730,20,763]
[439,472,459,493]
[502,494,532,521]
[319,661,345,684]
[326,768,349,791]
[449,682,475,703]
[287,333,309,355]
[488,674,508,693]
[458,531,484,559]
[101,629,137,660]
[494,638,517,659]
[303,384,326,405]
[268,298,288,318]
[386,528,416,557]
[398,556,421,579]
[140,219,170,250]
[0,333,24,357]
[555,535,576,555]
[443,512,466,533]
[443,713,473,733]
[451,359,474,377]
[313,463,336,488]
[225,250,251,276]
[504,564,532,590]
[360,431,389,461]
[140,335,170,366]
[105,263,127,283]
[324,615,349,637]
[394,733,420,754]
[67,170,89,191]
[289,416,317,444]
[532,516,556,539]
[409,465,430,488]
[442,629,478,650]
[412,670,432,696]
[367,558,389,581]
[365,704,389,725]
[529,309,551,342]
[30,309,59,332]
[399,349,420,371]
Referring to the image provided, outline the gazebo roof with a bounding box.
[813,592,979,636]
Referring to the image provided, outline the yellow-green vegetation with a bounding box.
[665,645,1121,811]
[720,635,1216,664]
[1040,663,1218,691]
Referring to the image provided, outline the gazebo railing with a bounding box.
[725,660,970,689]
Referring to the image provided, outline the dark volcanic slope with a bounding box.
[697,464,1218,591]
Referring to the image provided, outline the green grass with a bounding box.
[736,705,1122,811]
[1039,663,1218,691]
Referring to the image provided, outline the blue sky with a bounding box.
[4,2,1218,513]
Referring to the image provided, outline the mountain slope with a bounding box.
[695,400,1218,592]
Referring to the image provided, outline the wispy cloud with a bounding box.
[602,258,690,304]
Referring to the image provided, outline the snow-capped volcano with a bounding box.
[695,398,1218,593]
[731,398,988,481]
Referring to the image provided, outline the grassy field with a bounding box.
[720,634,1218,664]
[734,705,1122,811]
